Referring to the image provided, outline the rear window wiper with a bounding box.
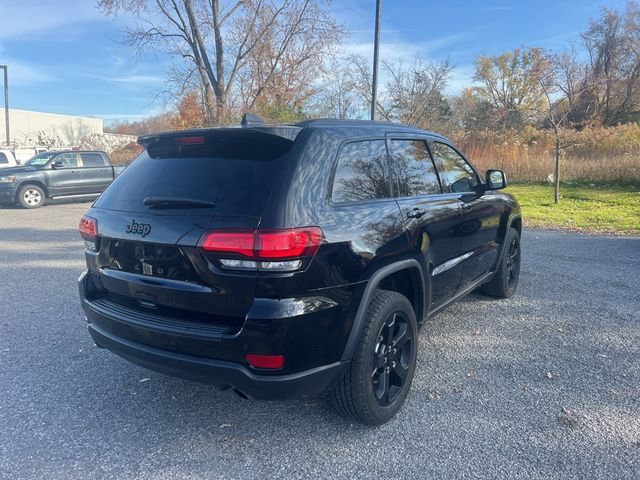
[143,196,216,209]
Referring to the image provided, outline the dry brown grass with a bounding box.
[451,125,640,185]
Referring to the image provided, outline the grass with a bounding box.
[506,182,640,235]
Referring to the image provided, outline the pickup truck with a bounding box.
[0,149,19,168]
[0,150,126,208]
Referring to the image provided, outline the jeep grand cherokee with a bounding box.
[78,116,521,425]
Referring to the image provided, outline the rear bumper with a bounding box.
[88,322,346,400]
[79,270,350,400]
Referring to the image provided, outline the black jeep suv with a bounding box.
[78,117,521,425]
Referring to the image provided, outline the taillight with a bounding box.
[200,231,255,257]
[199,227,323,271]
[79,215,98,251]
[256,228,323,259]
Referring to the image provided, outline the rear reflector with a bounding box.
[199,227,323,261]
[246,354,285,369]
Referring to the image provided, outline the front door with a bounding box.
[429,140,502,289]
[46,152,84,196]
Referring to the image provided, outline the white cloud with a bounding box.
[0,0,105,40]
[446,64,478,95]
[342,41,426,62]
[0,58,56,85]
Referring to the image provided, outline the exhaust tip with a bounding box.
[232,388,249,400]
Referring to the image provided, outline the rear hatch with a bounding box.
[87,128,300,333]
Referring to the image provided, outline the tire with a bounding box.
[480,227,521,298]
[17,184,45,209]
[330,289,418,425]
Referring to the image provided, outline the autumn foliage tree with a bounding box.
[172,91,206,129]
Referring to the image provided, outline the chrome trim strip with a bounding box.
[50,193,100,199]
[432,251,474,276]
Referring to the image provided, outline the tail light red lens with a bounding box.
[256,228,323,259]
[200,231,255,257]
[79,216,99,251]
[199,227,323,261]
[246,354,285,369]
[79,216,98,239]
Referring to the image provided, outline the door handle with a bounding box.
[71,170,79,173]
[406,208,426,219]
[460,202,473,210]
[99,169,107,172]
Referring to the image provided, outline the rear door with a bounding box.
[388,136,465,309]
[79,152,113,193]
[429,140,502,289]
[89,130,296,326]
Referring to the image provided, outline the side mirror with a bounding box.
[486,169,507,190]
[51,160,64,169]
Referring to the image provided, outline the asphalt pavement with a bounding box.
[0,202,638,479]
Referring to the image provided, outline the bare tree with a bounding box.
[382,57,453,130]
[582,0,640,124]
[342,54,452,127]
[531,53,596,203]
[99,0,344,123]
[313,57,364,119]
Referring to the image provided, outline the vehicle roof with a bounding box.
[137,118,448,146]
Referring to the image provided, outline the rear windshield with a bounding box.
[94,131,294,215]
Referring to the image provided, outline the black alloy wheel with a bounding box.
[372,311,413,406]
[330,289,418,425]
[506,235,520,289]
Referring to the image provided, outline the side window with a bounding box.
[389,139,441,197]
[331,140,390,203]
[56,153,79,168]
[430,141,478,193]
[0,152,8,165]
[80,153,106,167]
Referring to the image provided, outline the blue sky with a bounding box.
[0,0,628,124]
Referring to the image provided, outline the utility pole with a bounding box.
[370,0,381,121]
[0,65,8,146]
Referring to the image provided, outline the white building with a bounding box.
[0,108,103,147]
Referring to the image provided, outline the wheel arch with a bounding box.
[341,259,427,362]
[494,214,522,271]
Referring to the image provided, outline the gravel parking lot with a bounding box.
[0,202,638,479]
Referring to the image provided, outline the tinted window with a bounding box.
[94,131,293,215]
[56,153,78,168]
[389,139,441,197]
[0,152,8,164]
[430,142,478,193]
[331,140,390,203]
[80,152,106,167]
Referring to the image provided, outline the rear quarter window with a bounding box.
[80,153,107,167]
[331,139,391,203]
